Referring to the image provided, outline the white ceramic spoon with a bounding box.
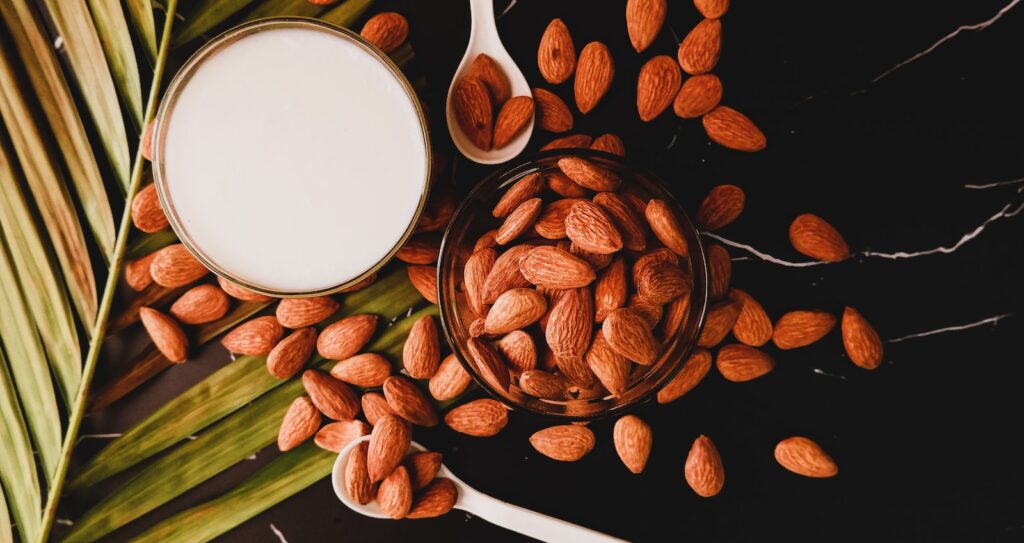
[332,436,629,543]
[445,0,534,164]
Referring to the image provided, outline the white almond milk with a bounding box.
[157,22,428,294]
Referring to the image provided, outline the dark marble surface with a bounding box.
[70,1,1023,541]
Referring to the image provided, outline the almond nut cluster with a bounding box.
[452,54,535,151]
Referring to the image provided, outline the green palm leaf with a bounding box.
[243,0,327,22]
[126,0,157,64]
[87,0,144,130]
[0,0,116,260]
[126,229,178,260]
[40,0,132,190]
[0,348,42,543]
[321,0,375,27]
[172,0,258,48]
[1,485,12,543]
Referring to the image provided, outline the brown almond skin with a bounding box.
[482,244,535,304]
[518,369,568,400]
[677,18,722,75]
[774,436,839,478]
[377,465,413,519]
[520,245,595,289]
[659,292,691,342]
[361,392,397,427]
[635,260,690,305]
[532,87,573,132]
[656,348,712,404]
[444,398,509,437]
[685,435,725,497]
[493,96,535,149]
[594,257,627,323]
[464,248,496,318]
[466,53,511,105]
[586,333,631,397]
[276,296,339,328]
[716,344,775,382]
[546,287,594,361]
[125,253,157,291]
[453,77,494,150]
[789,214,850,262]
[730,289,773,347]
[267,327,317,379]
[537,18,576,84]
[590,133,626,156]
[495,198,543,245]
[594,192,647,251]
[703,106,767,152]
[367,415,412,482]
[395,233,442,265]
[530,425,595,461]
[383,375,439,427]
[407,478,458,519]
[493,173,544,219]
[633,248,678,283]
[566,200,624,255]
[546,172,592,198]
[645,200,689,257]
[674,73,723,119]
[603,308,659,364]
[302,370,360,420]
[407,265,439,304]
[149,244,209,288]
[694,0,729,18]
[405,451,443,490]
[534,198,585,240]
[696,184,745,231]
[485,288,548,335]
[416,189,457,234]
[221,316,283,356]
[139,307,188,363]
[614,415,653,474]
[626,0,667,53]
[360,12,408,53]
[317,314,378,360]
[707,244,732,301]
[429,354,473,401]
[140,119,154,161]
[842,306,883,370]
[170,284,230,325]
[772,310,837,350]
[345,442,376,505]
[495,330,537,372]
[558,157,621,192]
[330,353,391,387]
[131,183,168,233]
[277,395,321,452]
[467,337,511,391]
[637,55,682,122]
[218,275,274,302]
[698,300,741,348]
[474,230,499,253]
[541,134,593,152]
[574,41,614,114]
[315,420,370,453]
[403,315,441,379]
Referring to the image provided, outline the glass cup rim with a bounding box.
[151,17,432,298]
[437,149,710,421]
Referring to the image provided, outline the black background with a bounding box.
[74,1,1024,541]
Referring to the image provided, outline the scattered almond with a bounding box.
[218,275,274,302]
[645,200,689,256]
[406,478,458,519]
[541,134,593,151]
[716,343,774,382]
[377,466,413,519]
[367,415,411,482]
[403,315,441,379]
[614,415,653,473]
[590,133,626,156]
[221,316,284,355]
[396,234,442,265]
[637,55,682,121]
[729,289,773,347]
[698,299,741,347]
[361,392,397,427]
[841,306,883,370]
[407,265,438,304]
[674,73,722,119]
[429,354,473,401]
[574,42,614,114]
[277,395,320,452]
[150,244,209,288]
[602,307,659,364]
[317,314,378,360]
[493,173,544,218]
[626,0,667,53]
[696,184,744,231]
[131,183,168,233]
[170,284,230,325]
[267,327,317,379]
[707,244,732,300]
[125,253,157,291]
[774,436,838,478]
[532,87,573,132]
[703,106,767,152]
[316,420,370,453]
[445,398,508,436]
[139,307,188,363]
[656,348,712,403]
[360,12,408,53]
[530,425,595,461]
[537,18,576,84]
[303,369,360,420]
[405,451,443,490]
[677,18,722,75]
[467,337,511,391]
[772,310,836,349]
[383,375,438,427]
[694,0,729,18]
[789,214,850,262]
[685,435,724,497]
[493,96,535,149]
[276,296,339,328]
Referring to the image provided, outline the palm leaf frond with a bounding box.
[321,0,375,27]
[87,0,144,129]
[0,348,42,543]
[172,0,258,48]
[126,0,157,63]
[0,485,13,543]
[243,0,328,22]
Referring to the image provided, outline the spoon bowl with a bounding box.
[445,0,534,164]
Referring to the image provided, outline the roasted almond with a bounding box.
[277,296,339,328]
[485,288,548,335]
[574,41,614,114]
[367,415,412,482]
[267,327,317,379]
[602,307,659,364]
[557,156,621,192]
[520,245,595,289]
[360,12,408,53]
[530,425,595,461]
[674,73,722,119]
[626,0,667,53]
[774,436,838,478]
[415,190,456,234]
[315,419,370,453]
[277,395,320,452]
[303,369,360,420]
[707,243,731,300]
[361,392,397,427]
[590,133,626,156]
[645,200,689,256]
[405,451,443,490]
[221,315,283,355]
[594,257,628,322]
[537,18,576,84]
[694,0,729,18]
[772,310,836,349]
[495,197,543,245]
[495,330,537,372]
[627,293,663,328]
[716,343,774,382]
[474,230,499,253]
[465,53,511,104]
[218,275,274,302]
[482,244,534,303]
[403,315,441,379]
[696,184,744,231]
[546,172,592,197]
[730,289,773,347]
[635,260,689,305]
[444,398,508,437]
[546,287,594,360]
[593,192,646,251]
[331,353,392,387]
[452,77,493,150]
[125,253,157,291]
[585,333,631,396]
[464,248,496,317]
[685,435,724,497]
[150,244,209,288]
[613,415,653,474]
[493,96,535,149]
[697,299,741,347]
[131,183,168,233]
[703,106,767,152]
[677,18,721,75]
[169,284,230,325]
[140,119,154,161]
[377,466,413,519]
[467,337,511,391]
[518,369,568,400]
[493,173,544,218]
[534,198,585,239]
[317,314,378,360]
[383,375,438,427]
[565,200,624,255]
[406,478,458,519]
[532,87,573,132]
[139,307,188,363]
[632,248,678,283]
[656,348,712,403]
[396,234,442,265]
[659,292,691,341]
[407,265,439,304]
[344,442,376,504]
[637,55,682,121]
[842,306,883,370]
[540,134,593,151]
[429,353,473,401]
[789,214,850,262]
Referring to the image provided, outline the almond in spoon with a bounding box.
[493,96,535,149]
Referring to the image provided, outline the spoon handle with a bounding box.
[468,0,499,45]
[457,484,629,543]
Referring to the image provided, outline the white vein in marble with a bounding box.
[270,523,289,543]
[812,368,848,380]
[75,432,122,445]
[964,176,1024,190]
[886,313,1014,343]
[498,0,518,18]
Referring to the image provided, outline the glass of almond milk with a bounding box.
[152,18,431,297]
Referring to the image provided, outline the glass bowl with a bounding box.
[437,149,709,420]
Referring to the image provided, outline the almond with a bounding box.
[574,42,614,114]
[405,451,443,490]
[716,343,774,382]
[383,375,438,427]
[277,395,320,451]
[533,198,585,239]
[221,315,283,355]
[685,435,724,497]
[467,337,511,391]
[150,244,209,288]
[546,172,592,197]
[594,257,627,322]
[140,119,154,161]
[469,317,488,338]
[276,296,339,328]
[632,248,678,284]
[659,292,691,341]
[416,190,456,234]
[565,200,624,255]
[465,53,511,104]
[429,354,473,400]
[637,55,682,121]
[452,77,493,150]
[316,420,370,453]
[474,230,499,253]
[698,299,741,347]
[774,436,838,478]
[540,134,592,151]
[403,315,441,379]
[674,73,723,119]
[614,415,652,474]
[361,392,397,426]
[139,307,189,363]
[729,289,773,347]
[603,307,659,364]
[218,275,274,302]
[303,369,360,420]
[396,234,442,265]
[703,106,767,152]
[493,173,544,218]
[677,18,721,75]
[626,0,667,53]
[585,333,631,396]
[493,96,535,149]
[537,18,575,84]
[367,415,411,482]
[558,157,621,193]
[495,197,543,245]
[407,478,458,519]
[131,183,168,233]
[545,287,594,361]
[444,398,508,437]
[694,0,729,18]
[789,214,850,262]
[656,348,711,403]
[590,133,626,156]
[556,354,597,389]
[125,253,157,291]
[484,288,547,336]
[170,284,230,325]
[360,12,408,53]
[330,354,392,388]
[520,245,595,289]
[628,293,663,328]
[772,310,836,349]
[696,184,744,231]
[532,87,573,132]
[842,306,883,370]
[482,244,534,303]
[518,369,568,400]
[377,466,413,519]
[645,200,690,256]
[707,243,731,300]
[267,327,317,379]
[407,265,438,304]
[530,425,595,461]
[495,330,537,372]
[593,192,646,251]
[635,260,690,304]
[464,248,496,317]
[344,442,376,504]
[317,314,378,360]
